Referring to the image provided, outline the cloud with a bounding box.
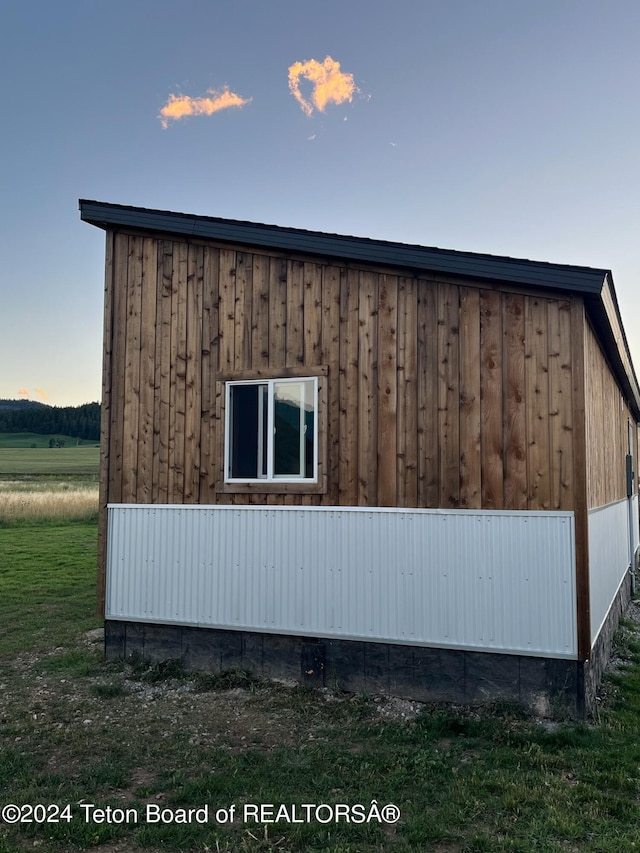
[159,86,252,128]
[16,388,48,400]
[288,56,359,117]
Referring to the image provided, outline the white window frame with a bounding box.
[224,376,319,484]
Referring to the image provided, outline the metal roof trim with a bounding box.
[80,198,639,416]
[79,199,607,294]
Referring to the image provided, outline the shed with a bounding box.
[80,199,640,716]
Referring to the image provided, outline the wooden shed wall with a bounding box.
[99,230,583,517]
[584,319,639,509]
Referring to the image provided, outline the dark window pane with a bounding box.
[274,394,301,476]
[230,385,260,478]
[260,385,268,478]
[305,407,315,478]
[274,381,315,478]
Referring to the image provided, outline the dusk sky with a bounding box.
[2,0,640,407]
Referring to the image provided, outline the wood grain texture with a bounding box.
[184,244,203,503]
[251,254,270,369]
[218,249,236,374]
[136,237,157,504]
[171,241,188,502]
[417,281,438,507]
[268,257,287,368]
[503,293,527,510]
[584,318,636,508]
[570,298,591,661]
[480,289,503,508]
[548,300,573,510]
[525,297,550,509]
[397,276,418,507]
[304,262,323,367]
[101,232,634,527]
[459,288,481,508]
[377,274,398,506]
[286,259,304,368]
[235,251,252,370]
[438,282,460,508]
[153,240,173,504]
[199,246,220,503]
[321,265,341,503]
[358,271,378,506]
[122,235,142,503]
[339,269,359,505]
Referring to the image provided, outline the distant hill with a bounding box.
[0,398,49,411]
[0,400,100,442]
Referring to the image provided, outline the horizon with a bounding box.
[1,397,100,407]
[2,1,640,407]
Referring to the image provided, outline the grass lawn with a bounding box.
[0,522,101,656]
[2,519,640,852]
[0,446,100,477]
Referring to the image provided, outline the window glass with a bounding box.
[226,377,317,482]
[229,384,262,479]
[275,381,314,477]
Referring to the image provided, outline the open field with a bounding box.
[2,521,640,851]
[0,480,98,524]
[0,446,99,524]
[0,446,100,477]
[0,433,99,449]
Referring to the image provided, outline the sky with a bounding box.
[1,0,640,407]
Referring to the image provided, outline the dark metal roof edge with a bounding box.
[586,296,640,419]
[600,273,640,416]
[79,199,607,293]
[80,199,639,416]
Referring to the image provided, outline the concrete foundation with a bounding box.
[106,620,591,717]
[104,573,634,718]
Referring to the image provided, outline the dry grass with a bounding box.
[0,480,98,523]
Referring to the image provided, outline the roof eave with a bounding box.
[79,199,606,295]
[80,199,639,417]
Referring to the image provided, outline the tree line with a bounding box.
[0,401,101,441]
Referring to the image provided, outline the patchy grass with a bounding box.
[2,520,640,852]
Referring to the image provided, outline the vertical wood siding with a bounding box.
[103,232,581,516]
[584,320,639,509]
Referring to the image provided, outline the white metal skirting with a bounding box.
[589,498,632,646]
[106,504,578,659]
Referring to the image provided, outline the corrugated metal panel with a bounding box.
[107,505,577,659]
[589,499,630,645]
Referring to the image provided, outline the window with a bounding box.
[225,377,318,483]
